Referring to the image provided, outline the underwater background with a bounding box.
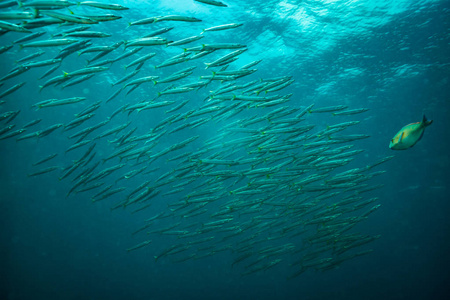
[1,0,449,299]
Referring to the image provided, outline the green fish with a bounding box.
[389,115,433,150]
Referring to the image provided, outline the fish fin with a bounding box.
[31,8,38,18]
[417,130,425,143]
[398,132,404,143]
[422,115,433,127]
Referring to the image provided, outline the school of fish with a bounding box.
[0,0,394,278]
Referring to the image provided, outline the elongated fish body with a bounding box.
[78,1,129,10]
[389,115,432,150]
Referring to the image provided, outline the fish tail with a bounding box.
[422,115,433,127]
[31,8,38,18]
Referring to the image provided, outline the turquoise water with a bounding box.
[1,1,449,299]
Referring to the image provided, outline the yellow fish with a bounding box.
[389,115,433,150]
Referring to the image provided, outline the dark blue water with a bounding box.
[1,1,449,299]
